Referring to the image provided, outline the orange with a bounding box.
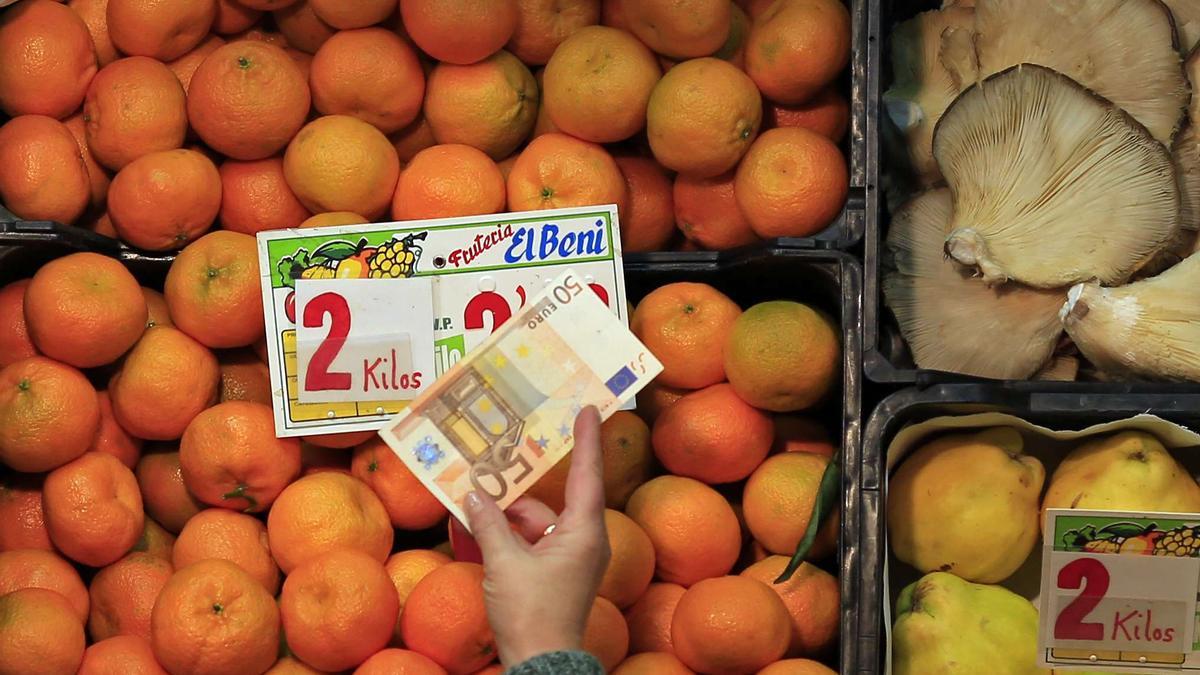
[625,582,685,654]
[88,211,118,237]
[0,115,90,224]
[0,473,53,552]
[766,86,849,142]
[133,518,177,562]
[87,552,174,641]
[507,133,627,211]
[393,115,438,162]
[213,0,261,33]
[219,349,273,405]
[0,588,86,675]
[165,230,265,348]
[531,67,559,139]
[0,549,89,622]
[179,401,302,512]
[70,0,120,67]
[107,0,217,60]
[725,300,840,411]
[625,0,730,59]
[613,156,674,253]
[385,549,452,643]
[136,449,203,533]
[24,252,146,367]
[0,356,99,472]
[613,652,694,675]
[653,382,772,484]
[774,416,835,456]
[393,144,507,220]
[174,509,279,593]
[79,635,169,675]
[757,659,837,675]
[630,282,741,389]
[108,148,222,250]
[63,112,111,210]
[636,380,685,425]
[647,58,761,178]
[742,452,838,558]
[302,430,375,448]
[151,559,280,675]
[625,476,740,586]
[0,280,37,368]
[357,648,447,674]
[188,40,311,161]
[267,472,394,573]
[401,562,497,673]
[401,0,518,65]
[584,596,631,671]
[110,326,220,440]
[352,438,449,530]
[308,0,392,28]
[91,391,143,468]
[166,34,226,93]
[508,0,600,65]
[746,0,850,105]
[599,509,655,608]
[543,26,660,143]
[284,115,401,218]
[527,410,652,512]
[674,172,760,250]
[265,656,324,674]
[424,51,538,160]
[300,212,369,229]
[219,158,312,235]
[311,28,425,135]
[741,556,839,657]
[44,452,144,566]
[280,549,400,672]
[672,576,791,674]
[737,128,847,239]
[83,57,188,171]
[0,0,97,118]
[274,1,336,54]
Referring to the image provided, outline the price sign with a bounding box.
[257,205,629,438]
[1039,509,1200,672]
[294,278,435,404]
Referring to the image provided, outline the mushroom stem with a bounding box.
[945,228,1007,285]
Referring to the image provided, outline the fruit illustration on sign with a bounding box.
[277,232,428,287]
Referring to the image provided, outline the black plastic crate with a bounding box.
[1,223,866,673]
[858,383,1200,674]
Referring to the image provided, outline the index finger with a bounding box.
[560,406,605,529]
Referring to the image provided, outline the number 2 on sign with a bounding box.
[1054,558,1108,641]
[463,283,611,335]
[303,292,352,392]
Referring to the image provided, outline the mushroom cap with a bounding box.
[935,63,1180,289]
[973,0,1188,146]
[883,188,1066,379]
[1165,0,1200,54]
[883,7,976,187]
[1063,252,1200,381]
[1173,122,1200,231]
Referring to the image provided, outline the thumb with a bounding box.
[464,491,519,560]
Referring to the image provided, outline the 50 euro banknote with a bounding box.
[377,268,663,527]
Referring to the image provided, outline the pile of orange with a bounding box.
[0,0,850,253]
[0,0,850,672]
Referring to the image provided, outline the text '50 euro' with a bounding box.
[377,268,662,527]
[1038,509,1200,673]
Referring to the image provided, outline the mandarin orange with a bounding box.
[267,472,394,573]
[87,551,174,642]
[219,158,312,235]
[393,144,507,220]
[674,171,760,251]
[424,51,539,160]
[0,588,86,675]
[108,149,222,250]
[0,0,97,118]
[401,0,518,65]
[174,508,280,593]
[0,548,89,622]
[0,115,91,224]
[44,452,144,566]
[109,326,220,441]
[84,57,188,171]
[311,28,426,134]
[401,562,497,673]
[0,356,100,473]
[107,0,217,60]
[284,115,401,218]
[625,476,741,586]
[672,576,791,674]
[164,230,265,348]
[630,282,741,389]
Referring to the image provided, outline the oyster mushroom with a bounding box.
[972,0,1188,146]
[883,6,975,188]
[1166,0,1200,53]
[936,64,1180,289]
[883,188,1066,379]
[1063,253,1200,381]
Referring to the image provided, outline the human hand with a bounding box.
[463,406,612,667]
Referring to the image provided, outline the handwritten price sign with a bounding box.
[1039,509,1200,672]
[256,205,629,438]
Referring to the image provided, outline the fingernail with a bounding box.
[464,491,482,511]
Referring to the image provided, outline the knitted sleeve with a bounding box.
[504,650,605,675]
